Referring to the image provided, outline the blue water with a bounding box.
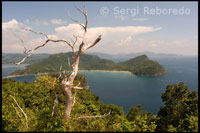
[2,64,29,78]
[2,56,198,114]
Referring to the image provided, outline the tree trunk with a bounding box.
[12,6,102,122]
[61,83,74,121]
[60,55,80,121]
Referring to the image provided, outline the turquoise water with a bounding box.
[2,56,198,114]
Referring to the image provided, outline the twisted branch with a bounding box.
[23,28,49,39]
[12,6,105,120]
[14,37,74,65]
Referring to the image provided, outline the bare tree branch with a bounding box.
[75,82,81,87]
[73,34,84,39]
[75,5,88,32]
[12,103,22,118]
[72,81,89,89]
[14,53,32,65]
[67,5,88,54]
[67,12,85,30]
[68,57,72,68]
[10,95,28,129]
[13,34,28,54]
[23,28,49,39]
[52,93,59,117]
[73,86,89,90]
[12,6,104,121]
[72,34,78,47]
[58,65,63,79]
[12,103,28,130]
[72,90,77,107]
[77,111,111,120]
[86,35,102,50]
[14,38,75,65]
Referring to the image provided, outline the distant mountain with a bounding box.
[88,51,182,62]
[86,52,116,61]
[12,52,166,76]
[2,53,51,64]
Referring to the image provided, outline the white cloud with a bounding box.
[2,19,31,45]
[125,36,132,42]
[3,20,163,54]
[2,20,197,56]
[151,43,158,47]
[3,19,19,30]
[48,34,59,40]
[8,20,197,55]
[53,24,162,53]
[116,36,133,46]
[2,19,44,53]
[55,24,161,42]
[33,19,49,26]
[51,18,67,25]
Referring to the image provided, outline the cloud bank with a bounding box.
[3,19,197,55]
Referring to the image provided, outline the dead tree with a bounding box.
[13,6,110,121]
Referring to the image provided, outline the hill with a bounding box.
[2,53,51,64]
[117,55,166,76]
[88,51,182,62]
[12,52,166,76]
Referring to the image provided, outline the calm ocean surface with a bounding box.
[2,56,198,114]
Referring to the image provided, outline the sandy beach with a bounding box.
[79,70,132,74]
[4,70,132,78]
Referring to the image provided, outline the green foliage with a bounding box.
[156,82,198,132]
[117,55,166,76]
[12,53,166,76]
[126,104,158,132]
[2,76,197,132]
[2,75,157,132]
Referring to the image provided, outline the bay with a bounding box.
[2,56,198,114]
[2,64,29,78]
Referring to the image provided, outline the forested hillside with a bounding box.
[2,75,198,132]
[12,52,166,76]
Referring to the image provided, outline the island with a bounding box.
[11,52,167,76]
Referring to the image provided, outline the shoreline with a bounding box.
[3,70,132,78]
[79,70,132,74]
[4,70,167,79]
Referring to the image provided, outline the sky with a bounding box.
[2,2,198,56]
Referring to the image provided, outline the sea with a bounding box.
[2,56,198,114]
